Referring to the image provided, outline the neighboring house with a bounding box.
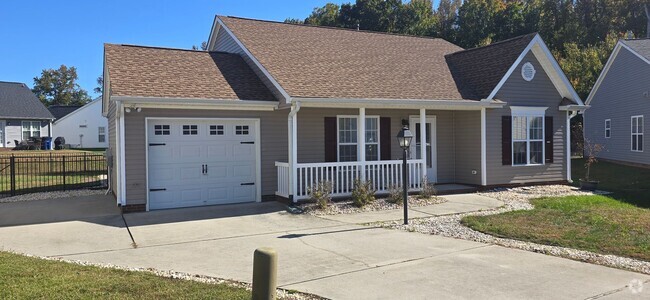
[0,81,54,148]
[584,39,650,167]
[103,16,586,212]
[49,98,109,148]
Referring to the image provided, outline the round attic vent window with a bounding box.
[521,62,536,81]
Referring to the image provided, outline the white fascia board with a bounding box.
[54,97,101,125]
[206,15,220,50]
[215,17,292,104]
[586,41,650,105]
[559,105,590,111]
[486,36,537,100]
[487,35,584,106]
[112,96,279,111]
[510,106,548,115]
[293,97,505,110]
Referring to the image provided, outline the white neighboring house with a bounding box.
[51,98,108,148]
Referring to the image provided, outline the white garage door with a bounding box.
[147,119,258,210]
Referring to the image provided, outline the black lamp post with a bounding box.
[396,125,414,225]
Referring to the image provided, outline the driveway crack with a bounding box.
[290,231,372,268]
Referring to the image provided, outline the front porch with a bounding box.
[275,105,491,202]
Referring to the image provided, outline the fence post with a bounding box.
[10,155,16,196]
[84,152,87,173]
[62,155,66,191]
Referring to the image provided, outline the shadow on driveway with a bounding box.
[123,202,288,227]
[0,194,121,227]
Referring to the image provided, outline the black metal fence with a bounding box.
[0,153,108,198]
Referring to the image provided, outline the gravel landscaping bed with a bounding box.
[376,185,650,275]
[14,252,324,300]
[0,189,106,203]
[303,196,446,216]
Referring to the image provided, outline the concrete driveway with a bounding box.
[0,196,648,299]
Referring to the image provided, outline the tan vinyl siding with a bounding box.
[123,108,288,206]
[454,111,482,185]
[585,48,650,165]
[107,100,117,198]
[213,30,286,102]
[295,108,456,183]
[487,51,567,185]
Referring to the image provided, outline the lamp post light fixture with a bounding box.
[396,125,414,225]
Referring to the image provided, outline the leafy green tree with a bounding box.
[284,18,304,24]
[396,0,438,36]
[305,3,341,26]
[456,0,504,48]
[32,65,91,106]
[94,76,103,95]
[436,0,462,43]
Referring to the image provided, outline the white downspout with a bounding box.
[288,101,300,203]
[567,110,578,182]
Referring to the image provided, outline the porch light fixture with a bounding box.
[396,125,413,225]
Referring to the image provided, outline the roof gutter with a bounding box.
[291,97,505,110]
[111,96,279,111]
[559,105,589,112]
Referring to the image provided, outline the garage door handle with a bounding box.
[241,141,254,144]
[149,188,166,192]
[240,182,255,186]
[149,143,166,146]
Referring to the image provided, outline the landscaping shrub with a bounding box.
[351,179,376,207]
[308,181,332,209]
[387,184,403,205]
[418,177,437,199]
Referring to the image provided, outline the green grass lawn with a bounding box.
[462,195,650,261]
[0,251,251,299]
[571,158,650,208]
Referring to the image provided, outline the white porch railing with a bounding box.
[275,162,290,198]
[276,160,424,200]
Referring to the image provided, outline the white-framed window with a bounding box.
[511,107,546,166]
[604,119,611,138]
[21,121,41,140]
[154,125,170,135]
[235,125,249,135]
[182,125,198,135]
[210,125,224,135]
[98,127,106,143]
[631,115,643,152]
[337,116,380,162]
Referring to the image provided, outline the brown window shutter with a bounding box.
[324,117,337,162]
[545,116,553,163]
[502,116,512,165]
[380,117,391,160]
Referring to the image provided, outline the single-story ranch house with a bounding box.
[584,38,650,167]
[103,16,587,212]
[0,81,54,149]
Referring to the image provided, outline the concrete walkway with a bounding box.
[0,196,648,299]
[319,194,503,224]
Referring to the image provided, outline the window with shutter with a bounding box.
[509,107,548,166]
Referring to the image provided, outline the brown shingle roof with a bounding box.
[219,16,466,100]
[445,33,537,99]
[104,44,276,101]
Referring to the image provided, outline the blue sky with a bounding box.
[0,0,345,98]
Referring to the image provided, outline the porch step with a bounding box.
[433,184,478,195]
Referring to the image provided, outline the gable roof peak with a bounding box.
[217,15,449,42]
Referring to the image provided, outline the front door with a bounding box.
[0,121,5,147]
[409,116,437,183]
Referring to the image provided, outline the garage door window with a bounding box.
[235,125,249,135]
[154,125,170,135]
[182,125,198,135]
[210,125,225,135]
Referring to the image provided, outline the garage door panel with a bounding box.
[147,119,258,210]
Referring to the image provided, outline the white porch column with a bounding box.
[566,111,573,183]
[288,103,300,202]
[358,107,366,181]
[419,108,427,181]
[480,108,487,186]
